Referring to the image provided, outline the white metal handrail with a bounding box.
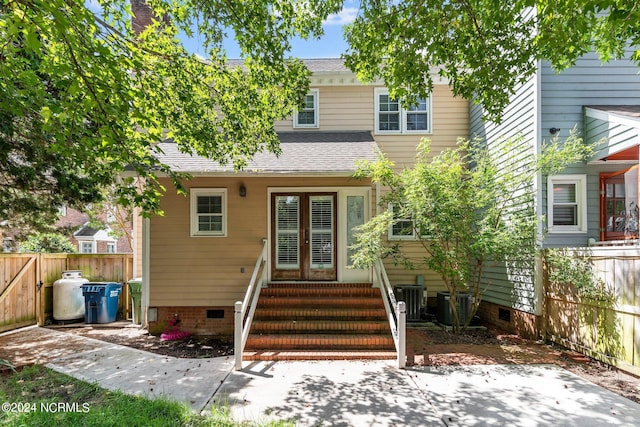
[234,239,268,370]
[374,258,406,369]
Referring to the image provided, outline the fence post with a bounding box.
[234,301,243,371]
[397,301,406,369]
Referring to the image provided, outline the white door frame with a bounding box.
[267,186,372,282]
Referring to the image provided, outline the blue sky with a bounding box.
[87,1,357,58]
[180,4,358,59]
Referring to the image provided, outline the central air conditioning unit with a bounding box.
[393,284,424,322]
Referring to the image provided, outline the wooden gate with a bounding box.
[0,253,133,333]
[0,254,38,333]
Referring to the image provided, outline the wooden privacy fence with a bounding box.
[0,253,134,333]
[545,247,640,377]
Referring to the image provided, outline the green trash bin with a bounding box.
[128,278,142,325]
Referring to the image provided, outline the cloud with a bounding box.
[323,7,358,26]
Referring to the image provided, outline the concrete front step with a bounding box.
[250,319,391,334]
[245,334,395,351]
[243,350,398,361]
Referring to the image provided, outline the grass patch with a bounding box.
[0,365,292,426]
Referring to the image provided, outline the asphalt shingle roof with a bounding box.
[74,224,99,237]
[156,131,379,174]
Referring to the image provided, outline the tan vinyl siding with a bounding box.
[377,85,469,168]
[275,86,469,167]
[374,186,449,296]
[149,176,370,307]
[150,79,469,309]
[374,85,468,294]
[381,243,448,297]
[275,86,373,131]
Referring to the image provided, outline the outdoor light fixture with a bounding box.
[239,184,247,197]
[549,127,561,135]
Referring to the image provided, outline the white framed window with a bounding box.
[388,203,418,240]
[294,89,319,128]
[375,88,431,134]
[190,188,227,237]
[547,175,587,233]
[79,241,94,253]
[107,242,116,253]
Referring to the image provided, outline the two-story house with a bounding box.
[139,59,469,353]
[471,49,640,339]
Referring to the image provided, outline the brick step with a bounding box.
[267,282,373,289]
[257,296,385,309]
[250,320,391,334]
[243,350,398,361]
[245,334,395,351]
[254,307,388,320]
[261,287,381,298]
[244,282,395,360]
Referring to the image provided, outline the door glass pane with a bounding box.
[347,196,365,266]
[275,196,299,269]
[310,196,334,268]
[602,168,639,239]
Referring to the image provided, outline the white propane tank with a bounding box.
[53,270,89,321]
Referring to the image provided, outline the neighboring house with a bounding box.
[142,59,469,335]
[470,49,640,338]
[56,206,133,254]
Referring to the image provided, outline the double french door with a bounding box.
[271,193,337,281]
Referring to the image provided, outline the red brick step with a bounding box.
[244,282,396,361]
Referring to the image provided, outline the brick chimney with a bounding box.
[131,0,169,35]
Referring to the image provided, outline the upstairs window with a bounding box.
[378,93,400,131]
[600,167,639,241]
[294,89,319,128]
[547,175,587,233]
[190,188,227,237]
[375,88,431,134]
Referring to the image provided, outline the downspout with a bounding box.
[142,217,150,326]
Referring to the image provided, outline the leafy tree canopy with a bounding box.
[352,133,594,331]
[19,232,76,253]
[0,0,341,233]
[344,0,640,120]
[3,0,639,235]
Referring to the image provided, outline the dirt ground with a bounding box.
[3,323,638,405]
